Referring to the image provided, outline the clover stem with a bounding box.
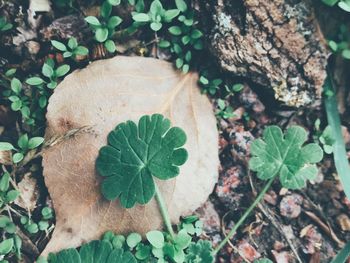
[212,176,276,255]
[154,183,175,239]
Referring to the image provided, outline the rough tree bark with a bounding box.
[199,0,330,107]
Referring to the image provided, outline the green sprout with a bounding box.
[132,0,180,32]
[51,37,89,60]
[85,1,123,53]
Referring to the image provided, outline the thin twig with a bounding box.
[220,211,250,263]
[248,173,303,263]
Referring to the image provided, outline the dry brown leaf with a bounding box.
[42,56,219,255]
[14,173,39,212]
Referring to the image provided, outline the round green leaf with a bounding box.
[18,134,29,150]
[338,1,350,12]
[150,22,162,31]
[56,64,70,78]
[26,77,44,86]
[0,238,14,255]
[42,63,54,78]
[0,172,10,192]
[163,9,180,22]
[6,190,20,202]
[104,40,116,53]
[0,142,14,151]
[95,28,109,42]
[112,235,125,249]
[342,49,350,59]
[101,1,112,18]
[146,230,164,249]
[12,152,24,164]
[68,37,78,50]
[175,0,187,12]
[108,0,121,6]
[28,137,44,149]
[85,16,101,26]
[96,114,188,208]
[108,16,123,28]
[158,40,170,48]
[174,229,191,250]
[191,29,203,39]
[168,26,182,36]
[47,81,57,89]
[74,46,89,56]
[63,51,73,58]
[11,78,22,94]
[26,223,39,234]
[5,222,16,234]
[126,233,142,248]
[51,40,67,51]
[132,13,150,22]
[11,100,22,111]
[0,215,11,228]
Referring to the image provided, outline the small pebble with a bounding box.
[237,240,261,261]
[280,194,303,218]
[336,214,350,231]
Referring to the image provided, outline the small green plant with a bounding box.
[0,16,13,32]
[213,125,323,254]
[0,173,20,212]
[319,126,335,154]
[0,134,44,164]
[199,75,223,95]
[20,206,53,234]
[215,99,235,119]
[132,0,180,31]
[156,0,203,73]
[0,172,22,261]
[51,38,89,60]
[2,59,70,126]
[38,58,70,90]
[327,25,350,60]
[85,1,123,53]
[249,126,323,189]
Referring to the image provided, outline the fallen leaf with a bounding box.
[14,173,39,212]
[42,56,219,255]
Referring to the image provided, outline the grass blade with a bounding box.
[324,77,350,199]
[331,241,350,263]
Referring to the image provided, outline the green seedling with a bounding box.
[85,1,123,53]
[0,16,12,32]
[51,37,89,59]
[215,99,235,119]
[199,75,223,95]
[132,0,180,31]
[0,134,44,164]
[319,126,335,154]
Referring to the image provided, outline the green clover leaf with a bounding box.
[46,240,136,263]
[96,114,188,208]
[249,126,323,189]
[185,240,214,263]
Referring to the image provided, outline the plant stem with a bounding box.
[212,177,275,255]
[154,183,175,239]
